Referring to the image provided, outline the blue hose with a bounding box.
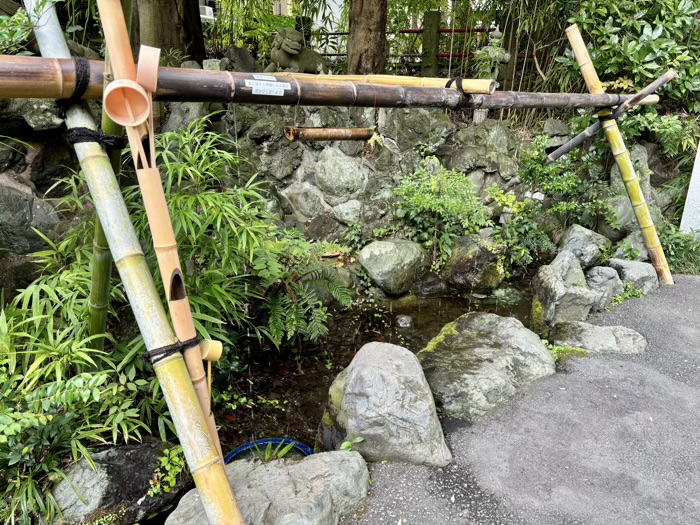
[224,438,314,464]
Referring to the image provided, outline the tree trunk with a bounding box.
[136,0,205,63]
[347,0,387,74]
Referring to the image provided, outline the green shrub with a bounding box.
[394,157,492,269]
[519,136,613,230]
[564,0,700,111]
[659,223,700,275]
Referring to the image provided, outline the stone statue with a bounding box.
[264,27,329,74]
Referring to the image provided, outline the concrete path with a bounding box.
[342,275,700,525]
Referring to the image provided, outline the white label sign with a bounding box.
[251,85,286,96]
[252,74,278,81]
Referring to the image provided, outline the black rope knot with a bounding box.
[57,56,91,115]
[143,337,200,365]
[65,127,127,152]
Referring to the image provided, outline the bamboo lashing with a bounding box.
[96,0,231,462]
[23,1,243,524]
[0,55,660,109]
[285,126,375,142]
[546,69,677,164]
[566,24,673,285]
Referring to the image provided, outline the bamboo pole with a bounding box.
[95,0,227,460]
[23,1,243,524]
[88,0,133,349]
[566,24,673,285]
[284,126,375,142]
[546,69,677,164]
[274,72,496,94]
[0,55,660,109]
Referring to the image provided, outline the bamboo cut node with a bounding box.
[284,126,375,142]
[200,340,223,362]
[103,79,150,126]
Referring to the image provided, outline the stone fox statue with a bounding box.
[264,27,329,74]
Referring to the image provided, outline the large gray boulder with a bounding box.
[314,147,370,206]
[559,224,612,268]
[608,258,659,295]
[358,239,428,296]
[52,443,189,525]
[165,452,369,525]
[586,266,624,311]
[440,235,505,293]
[281,181,330,220]
[531,251,601,330]
[550,321,647,355]
[318,342,452,467]
[418,313,555,419]
[0,184,58,254]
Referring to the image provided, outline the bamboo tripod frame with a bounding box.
[23,1,242,524]
[566,25,674,285]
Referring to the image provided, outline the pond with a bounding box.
[215,288,532,457]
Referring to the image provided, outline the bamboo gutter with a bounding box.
[0,55,659,109]
[285,126,374,141]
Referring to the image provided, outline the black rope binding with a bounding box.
[143,337,200,365]
[65,127,127,152]
[598,113,617,122]
[445,77,465,92]
[57,57,91,115]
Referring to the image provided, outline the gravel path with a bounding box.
[342,276,700,525]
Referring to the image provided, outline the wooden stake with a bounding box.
[284,127,375,142]
[566,24,673,285]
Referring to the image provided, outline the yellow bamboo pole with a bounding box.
[23,1,243,523]
[566,24,673,285]
[272,72,497,94]
[97,0,227,460]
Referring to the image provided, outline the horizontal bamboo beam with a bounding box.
[284,126,374,141]
[0,56,660,109]
[273,72,496,94]
[470,91,658,109]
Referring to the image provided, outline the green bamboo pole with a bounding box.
[24,2,243,523]
[566,24,674,285]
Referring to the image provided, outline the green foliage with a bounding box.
[0,8,32,55]
[123,117,352,348]
[658,223,700,275]
[610,280,646,307]
[147,446,185,498]
[394,157,492,269]
[340,436,365,452]
[251,440,297,462]
[519,136,613,229]
[487,186,556,273]
[565,0,700,111]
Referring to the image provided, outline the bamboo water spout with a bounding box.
[284,126,375,142]
[0,55,661,109]
[96,0,228,461]
[566,24,673,285]
[23,1,242,524]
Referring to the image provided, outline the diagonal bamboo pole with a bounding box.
[545,69,677,165]
[566,24,673,285]
[96,0,225,458]
[23,1,243,523]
